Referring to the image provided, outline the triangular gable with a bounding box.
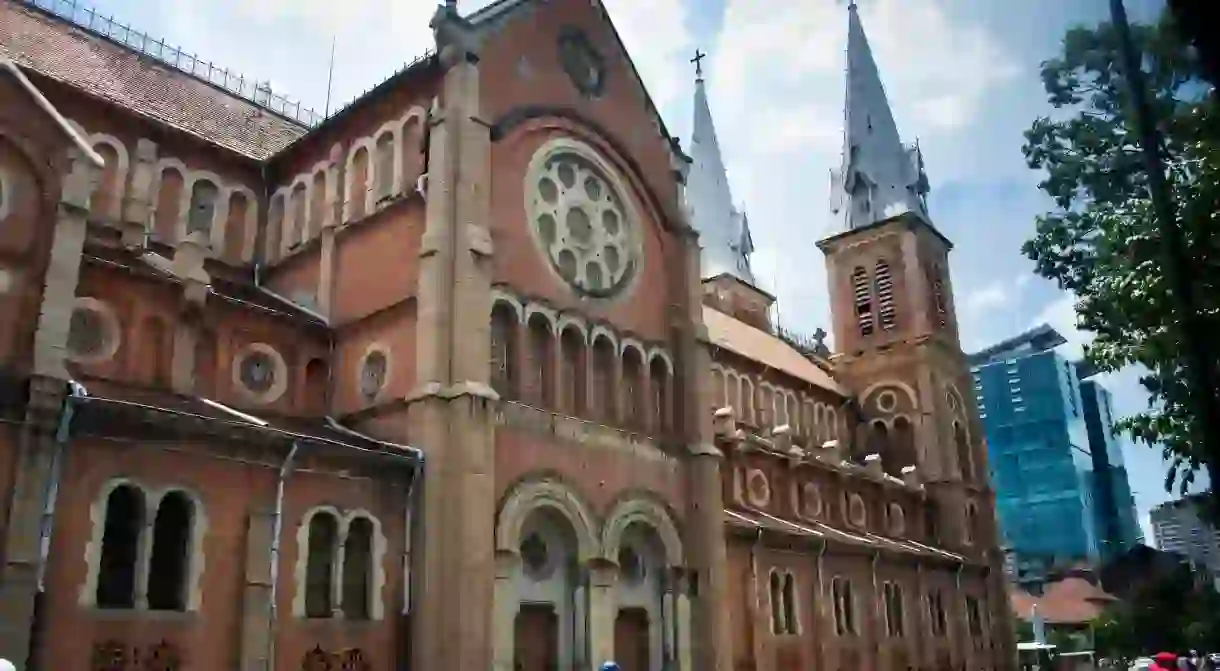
[467,0,686,164]
[0,56,103,167]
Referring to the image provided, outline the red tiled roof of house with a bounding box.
[1008,578,1119,625]
[0,0,308,159]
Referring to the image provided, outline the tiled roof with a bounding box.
[704,306,847,396]
[0,0,307,160]
[1009,578,1118,625]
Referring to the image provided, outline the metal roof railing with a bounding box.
[20,0,325,127]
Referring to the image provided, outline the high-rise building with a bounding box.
[969,325,1101,564]
[1150,496,1220,580]
[1077,372,1144,556]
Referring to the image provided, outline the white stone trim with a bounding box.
[859,379,919,410]
[496,477,600,562]
[523,302,558,333]
[589,325,618,351]
[231,342,289,405]
[490,290,525,322]
[647,348,674,376]
[556,313,589,342]
[78,478,207,613]
[600,496,683,567]
[620,338,646,360]
[66,296,122,365]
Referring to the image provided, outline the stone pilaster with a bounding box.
[586,562,617,668]
[317,143,343,318]
[407,7,498,671]
[0,377,66,669]
[121,138,158,247]
[675,223,732,671]
[238,510,276,671]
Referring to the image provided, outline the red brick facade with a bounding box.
[0,0,1015,669]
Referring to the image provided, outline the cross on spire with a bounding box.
[691,50,707,79]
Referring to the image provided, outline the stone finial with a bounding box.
[819,439,845,463]
[901,464,920,487]
[431,1,480,68]
[864,453,883,477]
[712,406,738,439]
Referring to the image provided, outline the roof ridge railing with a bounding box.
[18,0,325,127]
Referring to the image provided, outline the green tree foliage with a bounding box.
[1093,562,1220,661]
[1021,10,1220,496]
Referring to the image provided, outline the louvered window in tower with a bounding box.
[929,265,947,328]
[875,260,895,330]
[852,267,874,336]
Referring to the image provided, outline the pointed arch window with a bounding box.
[832,577,857,636]
[147,491,194,611]
[96,484,145,609]
[853,266,874,336]
[305,512,338,618]
[342,517,374,620]
[875,260,895,330]
[187,179,219,237]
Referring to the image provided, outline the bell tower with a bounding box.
[819,2,988,554]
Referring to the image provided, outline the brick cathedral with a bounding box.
[0,0,1014,669]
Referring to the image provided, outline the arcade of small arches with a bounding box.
[81,479,386,622]
[493,477,689,671]
[489,291,676,437]
[708,363,843,448]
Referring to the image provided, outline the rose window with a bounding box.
[528,151,638,297]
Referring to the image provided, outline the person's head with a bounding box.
[0,658,15,671]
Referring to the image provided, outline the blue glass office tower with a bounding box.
[1078,374,1144,555]
[969,325,1101,564]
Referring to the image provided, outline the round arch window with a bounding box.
[525,139,641,299]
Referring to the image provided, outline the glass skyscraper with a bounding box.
[968,324,1138,567]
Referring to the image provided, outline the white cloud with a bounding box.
[1032,293,1087,359]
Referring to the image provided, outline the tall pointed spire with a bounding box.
[830,2,930,231]
[686,51,756,285]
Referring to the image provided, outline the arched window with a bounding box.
[491,304,518,399]
[832,577,856,636]
[954,421,973,482]
[929,264,947,328]
[559,327,586,417]
[223,191,249,261]
[867,420,889,464]
[305,512,339,618]
[90,142,122,221]
[527,315,554,408]
[96,484,145,609]
[853,266,873,336]
[883,582,906,637]
[147,491,193,611]
[622,348,645,431]
[889,416,916,477]
[781,572,798,635]
[310,170,327,237]
[649,357,670,434]
[375,132,396,200]
[349,146,370,220]
[304,358,329,416]
[592,336,616,423]
[769,571,783,634]
[153,167,184,243]
[289,182,307,248]
[342,517,374,620]
[875,260,895,330]
[265,194,284,261]
[187,179,219,237]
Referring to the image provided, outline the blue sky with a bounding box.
[79,0,1190,541]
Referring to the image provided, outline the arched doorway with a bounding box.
[512,508,583,671]
[613,523,667,671]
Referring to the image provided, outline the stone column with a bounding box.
[586,561,617,669]
[492,552,518,671]
[407,7,499,671]
[674,223,733,671]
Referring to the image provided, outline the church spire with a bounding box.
[830,2,930,231]
[686,51,756,285]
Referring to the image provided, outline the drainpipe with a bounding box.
[36,379,88,590]
[266,440,301,671]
